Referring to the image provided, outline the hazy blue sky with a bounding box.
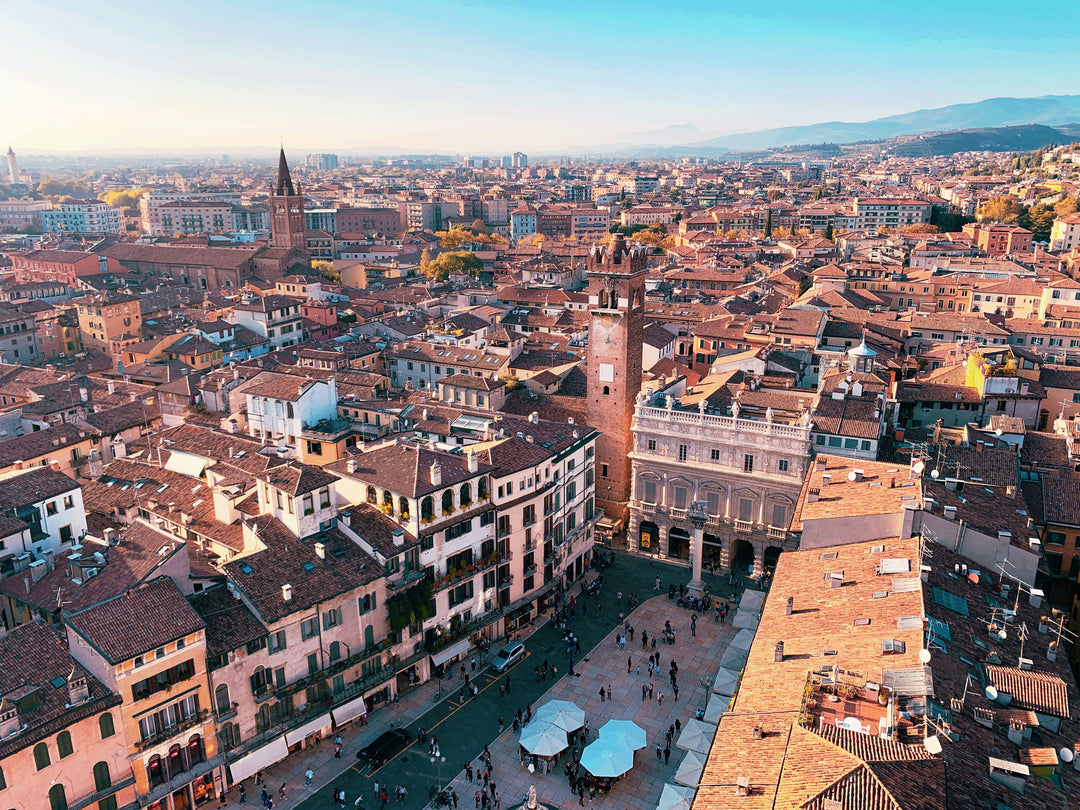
[4,0,1078,153]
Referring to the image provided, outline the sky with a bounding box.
[3,0,1079,154]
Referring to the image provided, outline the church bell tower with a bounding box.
[269,148,306,249]
[586,233,647,522]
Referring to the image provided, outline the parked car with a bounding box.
[357,728,412,765]
[492,640,526,672]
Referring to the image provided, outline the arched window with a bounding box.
[365,625,375,650]
[93,761,111,792]
[361,594,371,613]
[421,496,434,520]
[460,483,471,505]
[478,477,488,500]
[167,744,184,780]
[34,742,50,771]
[147,754,164,788]
[603,386,610,396]
[48,784,66,810]
[188,734,204,767]
[441,490,454,514]
[215,684,231,715]
[366,486,377,504]
[56,731,73,759]
[99,713,115,739]
[329,641,341,662]
[399,496,409,517]
[0,763,6,789]
[382,490,393,506]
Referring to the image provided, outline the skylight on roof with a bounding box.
[302,562,316,572]
[932,587,969,616]
[240,564,254,574]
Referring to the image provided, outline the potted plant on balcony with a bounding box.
[378,502,393,516]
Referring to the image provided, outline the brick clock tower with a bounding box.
[586,233,647,522]
[269,148,306,249]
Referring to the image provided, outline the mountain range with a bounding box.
[601,94,1080,155]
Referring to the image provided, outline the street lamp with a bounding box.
[430,754,446,801]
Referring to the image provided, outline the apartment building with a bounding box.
[850,197,931,229]
[1050,212,1080,252]
[157,200,237,235]
[76,291,142,363]
[228,295,304,350]
[12,249,114,287]
[66,577,220,810]
[963,221,1034,256]
[140,191,242,235]
[0,622,133,810]
[41,200,123,235]
[384,342,509,391]
[0,197,49,229]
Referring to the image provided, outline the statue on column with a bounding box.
[666,394,674,411]
[698,399,707,414]
[731,400,740,419]
[525,786,538,810]
[766,407,774,423]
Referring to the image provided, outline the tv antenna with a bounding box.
[1049,612,1079,654]
[1017,621,1031,666]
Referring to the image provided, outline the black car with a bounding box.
[357,728,413,765]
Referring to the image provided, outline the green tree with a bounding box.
[312,259,339,282]
[98,188,149,210]
[767,190,785,202]
[824,223,834,241]
[424,250,483,281]
[980,195,1022,223]
[1055,196,1078,218]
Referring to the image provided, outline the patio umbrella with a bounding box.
[711,666,739,697]
[533,699,585,732]
[675,719,716,755]
[580,738,635,778]
[701,694,725,725]
[673,750,706,788]
[599,719,647,750]
[656,783,696,810]
[729,628,756,652]
[519,722,568,757]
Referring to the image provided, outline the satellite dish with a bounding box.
[924,735,942,755]
[995,428,1003,436]
[996,629,1007,641]
[848,471,857,482]
[931,469,940,479]
[919,649,932,664]
[985,685,999,701]
[1061,748,1075,764]
[912,460,925,475]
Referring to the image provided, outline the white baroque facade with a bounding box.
[627,396,811,575]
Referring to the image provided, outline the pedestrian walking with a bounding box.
[691,615,697,637]
[239,785,246,804]
[675,719,682,733]
[279,784,286,800]
[498,716,504,732]
[305,768,314,786]
[642,684,647,701]
[466,763,473,782]
[599,687,605,703]
[374,781,380,799]
[648,682,654,698]
[664,746,671,764]
[657,691,664,707]
[627,656,632,674]
[655,743,662,760]
[451,789,459,808]
[674,684,680,701]
[607,685,612,701]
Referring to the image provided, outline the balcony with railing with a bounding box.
[274,643,390,700]
[734,519,753,534]
[387,567,424,591]
[670,507,688,520]
[136,709,210,751]
[767,525,787,541]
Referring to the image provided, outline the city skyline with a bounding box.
[6,0,1079,153]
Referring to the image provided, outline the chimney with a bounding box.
[467,450,478,473]
[807,487,820,503]
[430,461,442,487]
[282,584,293,602]
[785,597,793,615]
[68,674,89,705]
[346,459,358,474]
[1029,588,1044,609]
[103,528,117,545]
[529,411,539,424]
[735,777,750,798]
[98,254,108,273]
[29,559,47,583]
[752,725,763,740]
[112,437,127,458]
[773,640,784,662]
[1007,720,1024,745]
[79,387,88,403]
[821,474,831,486]
[107,380,115,395]
[315,542,326,559]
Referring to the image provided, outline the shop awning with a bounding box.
[285,713,331,746]
[430,638,470,667]
[332,694,369,726]
[228,736,289,785]
[165,450,208,478]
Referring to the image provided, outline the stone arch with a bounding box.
[730,537,755,573]
[668,526,691,560]
[639,520,659,552]
[763,545,784,572]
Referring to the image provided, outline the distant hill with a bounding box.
[687,95,1080,152]
[886,124,1076,157]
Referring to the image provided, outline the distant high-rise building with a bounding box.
[269,148,306,249]
[500,155,513,168]
[306,153,339,171]
[463,156,475,168]
[512,152,528,168]
[6,146,18,184]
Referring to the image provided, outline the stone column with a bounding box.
[628,511,641,553]
[659,524,670,559]
[687,500,709,599]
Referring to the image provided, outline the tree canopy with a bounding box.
[423,250,483,281]
[980,196,1023,223]
[435,223,506,250]
[98,187,150,210]
[312,259,339,282]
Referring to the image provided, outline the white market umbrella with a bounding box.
[732,608,759,629]
[739,589,765,613]
[580,738,635,778]
[729,628,756,652]
[675,718,716,755]
[719,644,749,671]
[533,699,585,732]
[702,695,725,725]
[519,722,568,756]
[599,719,647,750]
[656,783,696,810]
[673,750,706,788]
[712,666,739,697]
